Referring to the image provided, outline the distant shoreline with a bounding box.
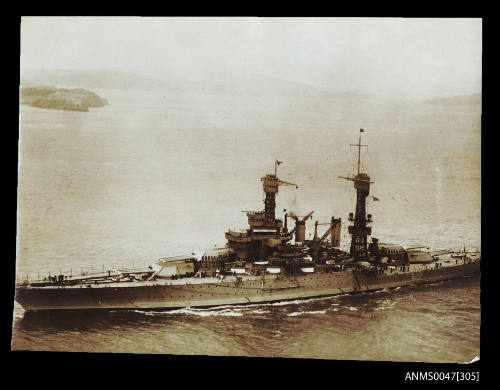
[422,92,481,107]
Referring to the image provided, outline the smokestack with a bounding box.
[284,213,288,232]
[331,217,342,248]
[295,220,306,243]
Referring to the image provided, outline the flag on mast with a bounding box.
[360,128,364,132]
[276,160,283,165]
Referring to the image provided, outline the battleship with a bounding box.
[14,130,480,312]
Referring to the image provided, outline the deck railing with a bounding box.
[15,261,152,286]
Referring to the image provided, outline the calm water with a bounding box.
[13,88,481,361]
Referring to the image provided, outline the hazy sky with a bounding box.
[21,17,482,99]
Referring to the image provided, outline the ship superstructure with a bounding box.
[225,160,298,262]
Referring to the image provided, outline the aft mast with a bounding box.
[339,129,373,261]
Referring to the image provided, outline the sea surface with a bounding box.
[12,88,481,361]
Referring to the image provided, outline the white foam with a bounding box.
[133,307,243,317]
[287,310,326,317]
[251,309,270,314]
[175,308,244,317]
[130,295,341,317]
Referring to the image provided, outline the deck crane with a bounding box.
[309,216,343,261]
[311,218,336,261]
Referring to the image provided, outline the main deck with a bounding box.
[15,259,480,312]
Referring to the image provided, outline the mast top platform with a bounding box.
[338,129,373,191]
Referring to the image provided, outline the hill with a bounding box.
[423,92,481,106]
[20,68,329,98]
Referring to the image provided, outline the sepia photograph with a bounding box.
[13,17,481,364]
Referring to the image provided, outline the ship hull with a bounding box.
[15,261,479,312]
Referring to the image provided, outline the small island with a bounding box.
[20,86,109,112]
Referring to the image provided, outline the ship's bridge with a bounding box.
[226,229,251,243]
[246,210,283,230]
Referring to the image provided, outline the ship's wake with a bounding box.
[130,293,399,318]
